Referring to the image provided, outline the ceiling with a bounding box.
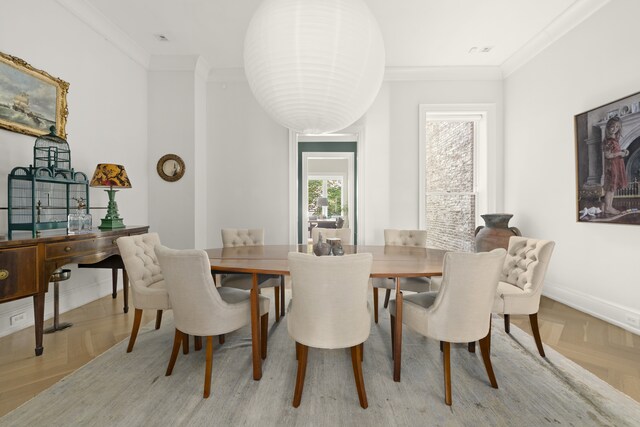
[85,0,593,71]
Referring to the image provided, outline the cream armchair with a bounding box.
[116,233,170,353]
[310,227,351,244]
[287,252,373,408]
[156,245,270,398]
[372,229,430,323]
[220,229,284,321]
[388,249,506,405]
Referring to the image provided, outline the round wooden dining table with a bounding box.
[206,244,446,382]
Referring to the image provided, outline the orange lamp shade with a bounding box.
[89,164,132,188]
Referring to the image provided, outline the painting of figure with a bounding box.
[575,91,640,225]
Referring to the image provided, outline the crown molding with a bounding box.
[208,66,503,83]
[56,0,150,69]
[384,66,503,81]
[501,0,611,78]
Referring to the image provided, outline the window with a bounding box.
[419,105,495,252]
[308,176,343,217]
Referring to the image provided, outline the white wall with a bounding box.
[504,0,640,333]
[0,0,148,337]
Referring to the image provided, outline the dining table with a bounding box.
[206,244,446,382]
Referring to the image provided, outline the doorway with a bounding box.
[296,141,358,244]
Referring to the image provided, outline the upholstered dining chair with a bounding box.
[116,233,171,353]
[430,236,555,357]
[371,229,430,323]
[156,245,270,399]
[287,252,373,409]
[389,249,506,406]
[220,228,284,321]
[310,227,351,244]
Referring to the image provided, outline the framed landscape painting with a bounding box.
[575,91,640,225]
[0,51,69,138]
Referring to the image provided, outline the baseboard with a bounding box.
[0,276,120,339]
[543,281,640,335]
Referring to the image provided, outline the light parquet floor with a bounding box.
[0,291,638,418]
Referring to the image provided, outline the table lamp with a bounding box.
[317,196,329,219]
[90,163,131,230]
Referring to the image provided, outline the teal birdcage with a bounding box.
[7,127,89,238]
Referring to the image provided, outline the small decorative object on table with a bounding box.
[474,213,521,252]
[90,164,131,230]
[326,237,344,256]
[313,232,331,256]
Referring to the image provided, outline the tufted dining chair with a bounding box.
[311,227,351,244]
[371,229,430,323]
[388,249,506,405]
[287,252,373,408]
[220,229,284,321]
[430,236,555,357]
[156,245,270,398]
[116,233,170,353]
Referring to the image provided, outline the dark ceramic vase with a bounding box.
[474,213,521,252]
[313,233,331,256]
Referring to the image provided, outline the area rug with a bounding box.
[2,292,639,427]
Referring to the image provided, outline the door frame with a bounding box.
[289,129,365,245]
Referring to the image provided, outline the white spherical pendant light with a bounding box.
[244,0,385,134]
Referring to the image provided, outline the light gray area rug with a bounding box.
[2,292,639,427]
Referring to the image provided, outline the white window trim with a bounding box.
[418,104,500,230]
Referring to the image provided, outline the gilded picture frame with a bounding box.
[0,51,69,138]
[574,91,640,225]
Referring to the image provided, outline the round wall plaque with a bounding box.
[157,154,185,182]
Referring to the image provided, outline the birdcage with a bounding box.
[33,126,71,171]
[7,128,89,238]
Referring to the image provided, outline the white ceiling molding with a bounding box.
[56,0,150,69]
[501,0,611,77]
[384,66,503,81]
[208,66,503,83]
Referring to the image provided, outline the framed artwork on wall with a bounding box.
[0,51,69,138]
[575,91,640,225]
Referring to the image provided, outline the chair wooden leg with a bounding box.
[280,276,286,318]
[204,336,214,398]
[442,341,452,405]
[111,268,118,299]
[360,342,364,362]
[504,314,510,334]
[274,287,280,322]
[182,334,190,355]
[218,334,225,345]
[373,288,379,324]
[351,344,368,409]
[468,342,475,353]
[479,324,498,389]
[261,313,269,360]
[293,342,309,408]
[383,289,391,309]
[194,336,202,351]
[166,329,182,376]
[529,312,546,357]
[126,308,143,353]
[155,310,163,330]
[390,314,395,359]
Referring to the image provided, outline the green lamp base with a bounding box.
[98,217,125,230]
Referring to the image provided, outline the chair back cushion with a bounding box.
[221,229,264,247]
[501,237,555,292]
[116,233,169,310]
[287,252,372,349]
[384,229,427,247]
[311,227,351,244]
[427,249,505,342]
[156,245,249,336]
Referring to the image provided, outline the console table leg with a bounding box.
[33,293,45,356]
[111,268,118,299]
[122,269,129,313]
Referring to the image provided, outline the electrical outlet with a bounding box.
[625,314,640,328]
[10,312,27,326]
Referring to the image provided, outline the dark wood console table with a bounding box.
[0,226,149,356]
